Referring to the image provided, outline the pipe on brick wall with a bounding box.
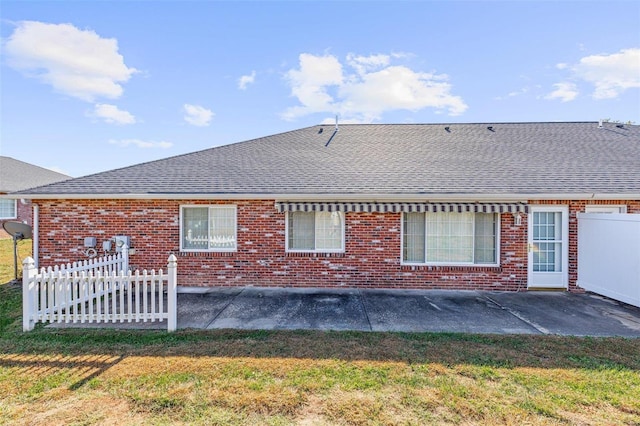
[33,204,38,268]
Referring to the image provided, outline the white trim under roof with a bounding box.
[6,192,640,201]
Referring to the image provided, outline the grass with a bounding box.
[1,237,639,425]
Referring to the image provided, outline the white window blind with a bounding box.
[0,199,17,219]
[181,205,237,251]
[288,211,344,252]
[403,212,498,265]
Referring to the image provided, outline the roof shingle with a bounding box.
[0,156,71,193]
[14,122,640,199]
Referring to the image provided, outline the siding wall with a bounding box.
[33,199,640,291]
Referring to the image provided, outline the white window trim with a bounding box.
[285,211,346,253]
[585,205,627,213]
[400,212,501,267]
[179,204,237,252]
[0,199,17,220]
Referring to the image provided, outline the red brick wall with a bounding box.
[32,199,640,291]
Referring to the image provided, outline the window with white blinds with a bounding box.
[287,211,344,252]
[181,205,237,251]
[403,212,498,265]
[0,199,17,219]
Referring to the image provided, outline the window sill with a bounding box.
[401,264,501,272]
[286,252,346,258]
[178,251,236,257]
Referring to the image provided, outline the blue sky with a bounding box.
[1,1,639,178]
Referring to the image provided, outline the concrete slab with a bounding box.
[208,287,370,331]
[45,287,640,337]
[487,291,640,337]
[177,287,242,329]
[361,289,539,334]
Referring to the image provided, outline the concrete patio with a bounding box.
[50,287,640,337]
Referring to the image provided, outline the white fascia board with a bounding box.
[14,192,640,201]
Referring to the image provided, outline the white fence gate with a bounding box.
[577,213,640,308]
[22,251,177,332]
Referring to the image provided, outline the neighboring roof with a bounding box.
[0,156,71,193]
[13,122,640,201]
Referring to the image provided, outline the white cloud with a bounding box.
[284,53,343,117]
[494,87,529,101]
[346,53,390,75]
[282,53,467,122]
[545,82,579,102]
[4,21,137,102]
[555,63,568,70]
[238,71,256,90]
[183,104,214,127]
[320,117,367,125]
[90,103,136,124]
[573,48,640,99]
[108,139,172,149]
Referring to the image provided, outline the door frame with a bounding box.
[527,205,569,289]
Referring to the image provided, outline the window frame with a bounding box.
[400,211,501,266]
[0,199,17,220]
[285,211,346,253]
[179,204,238,252]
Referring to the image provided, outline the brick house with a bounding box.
[13,122,640,291]
[0,156,70,238]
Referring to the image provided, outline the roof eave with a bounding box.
[8,192,640,202]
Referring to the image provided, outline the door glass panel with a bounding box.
[533,242,562,272]
[532,212,562,272]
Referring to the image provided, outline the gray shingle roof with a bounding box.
[14,122,640,199]
[0,156,71,193]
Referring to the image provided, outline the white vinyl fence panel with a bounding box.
[23,254,177,332]
[577,213,640,308]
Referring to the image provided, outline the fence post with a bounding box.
[167,254,177,332]
[22,257,37,332]
[121,244,129,273]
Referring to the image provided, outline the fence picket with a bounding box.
[142,270,148,322]
[47,272,54,323]
[63,271,71,323]
[158,269,164,323]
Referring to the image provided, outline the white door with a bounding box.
[528,206,569,288]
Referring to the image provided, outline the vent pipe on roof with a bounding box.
[598,119,603,128]
[325,116,339,147]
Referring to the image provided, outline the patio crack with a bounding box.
[204,287,246,329]
[358,290,373,331]
[484,296,551,335]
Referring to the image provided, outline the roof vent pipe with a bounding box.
[335,115,339,132]
[598,119,603,128]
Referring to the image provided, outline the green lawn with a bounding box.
[1,237,639,425]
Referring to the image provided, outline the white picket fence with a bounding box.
[48,249,129,275]
[22,253,177,332]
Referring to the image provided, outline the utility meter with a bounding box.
[114,236,131,252]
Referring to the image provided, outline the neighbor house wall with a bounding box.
[33,199,640,291]
[0,198,32,239]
